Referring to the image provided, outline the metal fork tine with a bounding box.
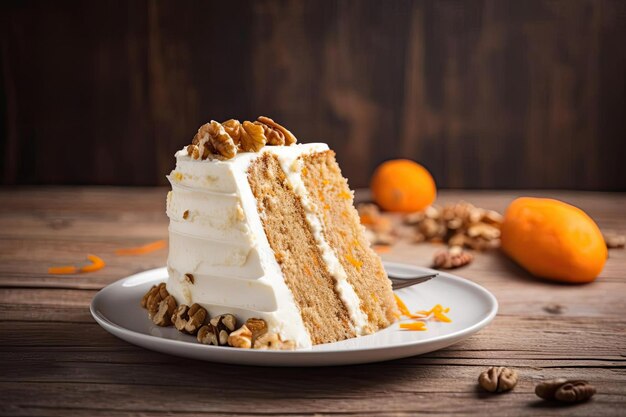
[389,273,438,290]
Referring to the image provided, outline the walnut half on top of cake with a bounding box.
[163,117,399,349]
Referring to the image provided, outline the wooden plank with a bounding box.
[0,239,167,289]
[1,316,624,359]
[1,345,624,370]
[0,374,624,417]
[0,289,95,306]
[0,304,94,323]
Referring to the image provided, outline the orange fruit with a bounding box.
[500,197,607,284]
[371,159,436,212]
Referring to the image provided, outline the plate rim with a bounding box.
[90,262,498,359]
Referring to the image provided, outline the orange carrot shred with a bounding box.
[48,254,106,275]
[115,240,167,256]
[400,322,427,331]
[48,265,79,275]
[394,294,412,317]
[80,254,106,273]
[417,304,440,315]
[373,245,391,254]
[410,303,453,323]
[428,304,452,322]
[360,214,375,225]
[395,293,452,329]
[433,308,452,323]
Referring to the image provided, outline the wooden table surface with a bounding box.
[1,187,624,416]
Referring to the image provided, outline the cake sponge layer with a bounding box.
[247,153,356,344]
[301,150,399,330]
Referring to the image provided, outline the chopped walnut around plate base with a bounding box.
[140,285,295,350]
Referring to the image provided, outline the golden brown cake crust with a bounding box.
[301,150,399,330]
[247,153,356,344]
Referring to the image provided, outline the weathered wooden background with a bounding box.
[1,0,625,189]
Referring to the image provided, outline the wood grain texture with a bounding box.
[1,0,625,190]
[0,186,625,416]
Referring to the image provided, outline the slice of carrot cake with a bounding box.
[160,117,398,349]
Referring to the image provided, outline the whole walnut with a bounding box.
[535,379,596,403]
[478,367,518,393]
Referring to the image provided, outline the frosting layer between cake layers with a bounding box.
[166,143,368,348]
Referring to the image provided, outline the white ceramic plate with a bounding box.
[90,262,497,366]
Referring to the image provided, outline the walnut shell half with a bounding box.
[240,121,267,152]
[535,379,596,403]
[172,303,207,334]
[227,324,252,348]
[152,295,177,327]
[257,116,297,145]
[210,314,238,346]
[208,121,237,159]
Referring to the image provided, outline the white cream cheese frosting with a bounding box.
[165,143,368,348]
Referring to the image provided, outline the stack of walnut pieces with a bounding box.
[358,201,503,269]
[140,283,295,350]
[187,116,297,160]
